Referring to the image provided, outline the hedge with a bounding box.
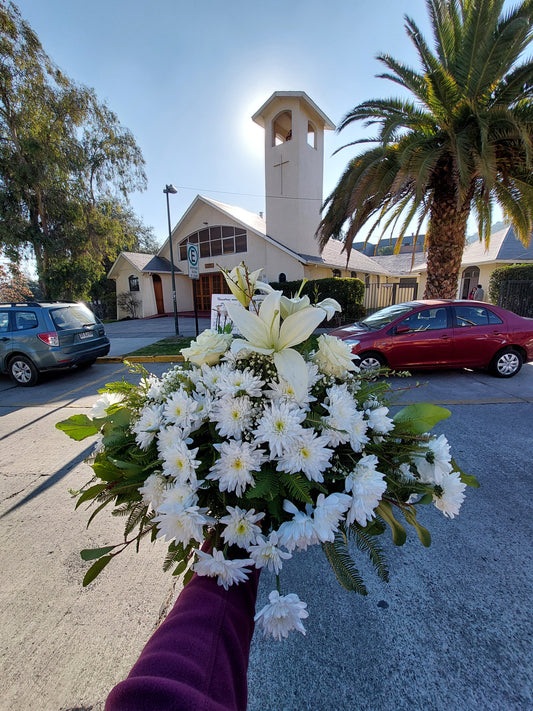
[488,264,533,303]
[268,277,366,324]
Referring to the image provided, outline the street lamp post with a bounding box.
[164,184,179,336]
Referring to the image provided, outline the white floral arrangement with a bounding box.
[57,264,478,641]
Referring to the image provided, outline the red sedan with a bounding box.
[328,300,533,377]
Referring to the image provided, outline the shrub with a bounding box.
[268,277,366,324]
[488,264,533,303]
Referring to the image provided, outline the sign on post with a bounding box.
[187,244,199,279]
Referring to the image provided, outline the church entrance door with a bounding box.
[196,273,230,312]
[152,275,165,314]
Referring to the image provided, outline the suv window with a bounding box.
[15,311,39,330]
[454,305,503,327]
[50,304,97,330]
[0,311,9,332]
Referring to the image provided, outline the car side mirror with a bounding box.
[396,323,410,334]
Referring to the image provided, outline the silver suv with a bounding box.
[0,302,110,386]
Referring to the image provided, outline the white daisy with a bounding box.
[216,368,264,398]
[193,547,253,590]
[348,410,369,453]
[160,440,200,484]
[433,471,466,518]
[276,500,318,552]
[211,395,255,439]
[219,506,265,548]
[199,362,234,394]
[413,434,453,485]
[266,375,316,409]
[247,532,291,574]
[344,454,387,527]
[313,492,352,543]
[131,404,164,450]
[163,389,200,428]
[157,424,193,455]
[398,462,416,482]
[366,406,394,435]
[159,482,198,509]
[90,391,125,419]
[154,503,213,545]
[139,473,167,510]
[276,428,333,482]
[143,375,164,402]
[253,402,306,457]
[254,590,309,640]
[206,440,265,496]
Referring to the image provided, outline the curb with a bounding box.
[97,355,185,364]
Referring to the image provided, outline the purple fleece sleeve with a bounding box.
[105,568,260,711]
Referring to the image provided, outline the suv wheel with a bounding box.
[9,355,39,386]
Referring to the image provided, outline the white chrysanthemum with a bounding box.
[433,471,466,518]
[277,500,318,552]
[139,473,167,510]
[191,390,213,422]
[345,454,387,526]
[199,362,234,393]
[143,375,165,402]
[160,440,200,484]
[157,424,192,455]
[348,410,369,453]
[399,462,416,482]
[206,440,265,496]
[313,334,358,378]
[154,503,213,545]
[247,532,291,574]
[211,395,255,439]
[215,368,264,398]
[321,384,357,446]
[219,506,265,548]
[193,547,253,590]
[266,374,316,409]
[253,402,306,457]
[276,428,333,482]
[254,590,309,640]
[159,482,198,509]
[313,492,352,543]
[132,404,164,449]
[90,391,125,419]
[366,406,394,435]
[413,434,453,484]
[163,389,200,428]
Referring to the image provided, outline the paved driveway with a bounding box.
[0,362,532,710]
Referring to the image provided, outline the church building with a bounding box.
[108,91,388,318]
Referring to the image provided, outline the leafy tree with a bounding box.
[318,0,533,298]
[0,2,150,300]
[0,260,32,300]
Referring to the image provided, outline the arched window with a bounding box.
[350,271,357,278]
[179,226,247,260]
[278,272,287,283]
[128,275,139,291]
[307,121,317,149]
[332,268,341,278]
[460,266,480,299]
[272,111,292,146]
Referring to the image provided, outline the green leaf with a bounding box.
[183,568,195,586]
[376,501,407,546]
[82,555,113,586]
[80,545,117,561]
[393,403,451,434]
[172,559,189,576]
[453,459,480,488]
[322,539,368,595]
[56,414,100,441]
[279,472,313,504]
[75,484,108,509]
[348,522,389,582]
[402,507,431,547]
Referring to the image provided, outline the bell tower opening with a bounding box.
[272,111,292,146]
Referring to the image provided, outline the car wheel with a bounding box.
[490,348,523,378]
[357,351,386,372]
[9,355,39,386]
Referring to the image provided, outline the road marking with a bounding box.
[47,365,127,403]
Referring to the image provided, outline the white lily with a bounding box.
[225,290,326,400]
[221,262,266,308]
[316,297,342,321]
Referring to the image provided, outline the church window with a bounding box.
[128,275,139,291]
[332,269,341,278]
[272,111,292,146]
[278,273,287,283]
[179,226,247,260]
[307,121,317,149]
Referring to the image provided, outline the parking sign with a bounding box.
[187,244,199,279]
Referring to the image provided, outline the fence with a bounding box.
[363,282,418,314]
[497,280,533,318]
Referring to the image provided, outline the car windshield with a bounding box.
[50,304,98,330]
[361,303,418,330]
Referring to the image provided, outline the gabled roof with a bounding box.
[314,239,394,275]
[370,252,427,275]
[252,91,335,131]
[108,252,176,280]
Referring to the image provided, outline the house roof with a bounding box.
[370,252,427,275]
[252,91,335,131]
[108,252,176,280]
[313,239,394,275]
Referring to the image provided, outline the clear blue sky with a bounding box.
[15,0,462,249]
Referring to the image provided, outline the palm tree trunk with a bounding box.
[424,180,471,299]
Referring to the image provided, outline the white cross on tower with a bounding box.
[273,154,289,195]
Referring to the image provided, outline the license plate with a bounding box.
[79,331,94,340]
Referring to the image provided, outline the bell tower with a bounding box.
[252,91,335,257]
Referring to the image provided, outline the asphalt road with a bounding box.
[0,359,532,711]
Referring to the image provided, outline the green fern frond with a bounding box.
[322,537,368,595]
[279,472,313,504]
[347,522,390,583]
[124,502,150,537]
[245,466,280,500]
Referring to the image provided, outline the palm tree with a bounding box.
[318,0,533,298]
